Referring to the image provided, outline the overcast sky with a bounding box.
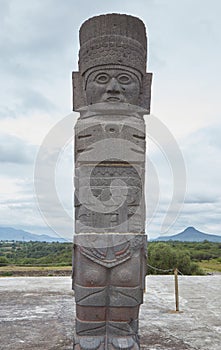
[0,0,221,240]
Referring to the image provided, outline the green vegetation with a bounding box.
[147,241,221,275]
[148,242,203,275]
[198,259,221,273]
[0,241,72,266]
[1,271,13,277]
[0,240,221,275]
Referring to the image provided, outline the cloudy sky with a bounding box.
[0,0,220,240]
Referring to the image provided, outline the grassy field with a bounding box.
[1,261,221,277]
[197,259,221,273]
[0,265,72,277]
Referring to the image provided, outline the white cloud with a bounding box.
[0,134,36,163]
[0,114,57,145]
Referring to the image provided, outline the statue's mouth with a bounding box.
[106,97,121,102]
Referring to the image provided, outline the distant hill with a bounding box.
[154,227,221,243]
[0,227,67,242]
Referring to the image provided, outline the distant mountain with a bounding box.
[0,227,67,242]
[154,227,221,243]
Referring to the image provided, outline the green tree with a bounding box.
[147,242,204,275]
[0,256,9,266]
[148,243,177,274]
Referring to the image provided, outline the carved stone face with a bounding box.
[85,67,141,105]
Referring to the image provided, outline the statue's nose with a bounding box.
[106,78,121,93]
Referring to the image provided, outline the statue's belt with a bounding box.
[77,235,146,268]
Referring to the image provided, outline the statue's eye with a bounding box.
[95,73,110,84]
[117,74,132,84]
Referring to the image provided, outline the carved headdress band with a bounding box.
[78,14,147,76]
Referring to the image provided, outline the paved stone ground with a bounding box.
[0,276,220,350]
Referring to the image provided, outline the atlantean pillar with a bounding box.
[72,14,152,350]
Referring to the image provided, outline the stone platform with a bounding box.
[0,276,220,349]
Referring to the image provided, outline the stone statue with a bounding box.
[72,14,152,350]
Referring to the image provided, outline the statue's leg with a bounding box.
[73,244,107,350]
[73,235,147,350]
[106,242,146,350]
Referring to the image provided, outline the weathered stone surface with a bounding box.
[1,276,221,350]
[79,14,147,73]
[73,13,151,349]
[73,234,147,348]
[74,103,146,235]
[72,14,152,111]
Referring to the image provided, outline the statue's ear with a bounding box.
[138,73,152,112]
[72,72,87,111]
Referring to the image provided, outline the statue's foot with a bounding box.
[108,336,139,350]
[74,336,105,350]
[74,335,139,350]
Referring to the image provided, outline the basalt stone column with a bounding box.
[72,14,152,350]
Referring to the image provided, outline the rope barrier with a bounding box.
[147,263,184,275]
[147,263,174,273]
